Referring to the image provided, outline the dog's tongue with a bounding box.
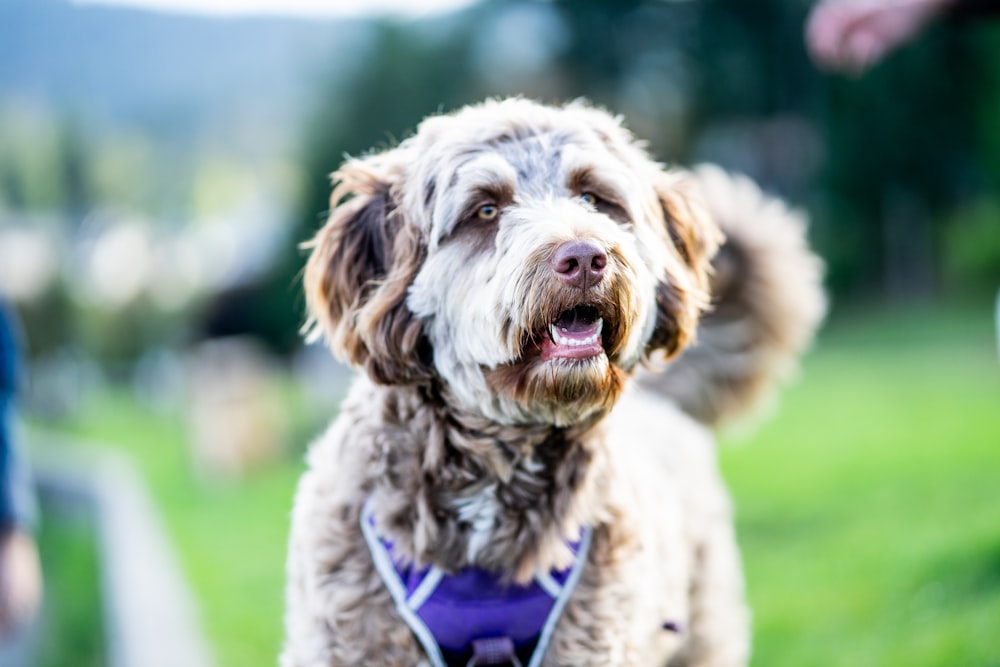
[541,306,604,360]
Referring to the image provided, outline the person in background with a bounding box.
[0,300,41,639]
[806,0,998,74]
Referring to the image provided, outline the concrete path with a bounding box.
[29,438,217,667]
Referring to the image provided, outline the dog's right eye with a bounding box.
[476,204,499,221]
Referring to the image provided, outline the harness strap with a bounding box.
[360,500,592,667]
[525,526,591,667]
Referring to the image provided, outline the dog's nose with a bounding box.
[551,240,607,290]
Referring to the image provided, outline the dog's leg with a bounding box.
[537,523,687,667]
[669,501,750,667]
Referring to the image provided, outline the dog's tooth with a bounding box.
[555,327,571,347]
[549,318,603,349]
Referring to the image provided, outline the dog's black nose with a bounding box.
[551,240,607,290]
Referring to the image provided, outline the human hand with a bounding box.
[806,0,955,74]
[0,527,42,639]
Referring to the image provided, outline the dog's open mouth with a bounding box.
[539,305,605,361]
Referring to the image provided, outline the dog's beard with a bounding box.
[484,352,627,426]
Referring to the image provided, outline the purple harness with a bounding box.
[360,500,592,667]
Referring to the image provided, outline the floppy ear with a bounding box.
[647,171,723,358]
[303,151,432,385]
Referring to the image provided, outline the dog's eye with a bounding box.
[476,203,500,221]
[580,192,599,207]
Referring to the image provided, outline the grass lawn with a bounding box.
[31,381,319,667]
[34,493,106,667]
[32,296,1000,667]
[722,298,1000,667]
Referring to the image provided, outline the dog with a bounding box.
[281,98,825,667]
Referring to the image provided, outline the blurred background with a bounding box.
[1,0,998,665]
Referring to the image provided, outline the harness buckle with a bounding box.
[466,637,522,666]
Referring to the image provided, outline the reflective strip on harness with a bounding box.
[360,499,592,667]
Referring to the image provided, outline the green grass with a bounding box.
[32,384,316,667]
[34,496,106,667]
[30,297,1000,667]
[721,298,1000,667]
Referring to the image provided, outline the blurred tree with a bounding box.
[549,0,699,158]
[88,133,156,217]
[13,286,75,362]
[813,19,997,297]
[551,0,649,101]
[943,197,1000,288]
[0,109,88,213]
[57,120,91,220]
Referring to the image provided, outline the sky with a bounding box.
[71,0,476,18]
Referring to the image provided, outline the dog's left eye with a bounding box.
[476,204,499,220]
[580,192,599,207]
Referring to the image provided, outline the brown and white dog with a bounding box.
[282,98,825,667]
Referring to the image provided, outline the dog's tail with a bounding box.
[639,165,827,428]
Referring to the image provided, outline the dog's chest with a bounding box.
[451,484,499,561]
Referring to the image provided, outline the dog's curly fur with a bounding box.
[282,98,825,666]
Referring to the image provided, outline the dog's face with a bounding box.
[305,99,719,425]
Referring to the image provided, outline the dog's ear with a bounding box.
[303,150,432,385]
[647,171,722,358]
